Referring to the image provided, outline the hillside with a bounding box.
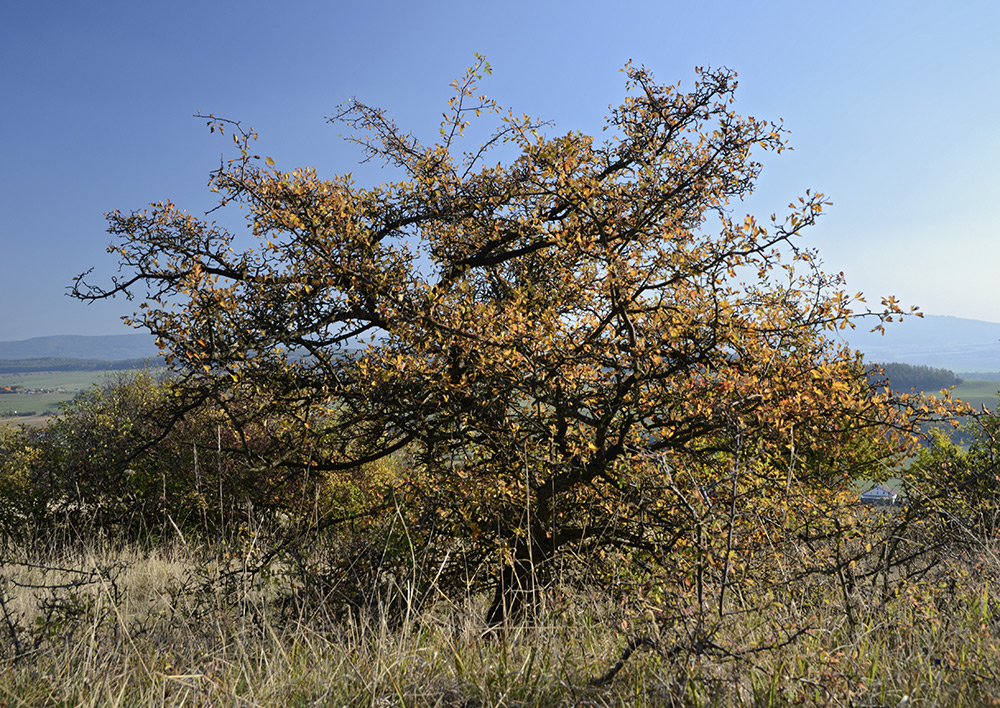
[0,334,159,361]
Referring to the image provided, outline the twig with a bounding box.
[590,636,662,686]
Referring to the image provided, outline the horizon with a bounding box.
[0,311,999,347]
[5,314,1000,375]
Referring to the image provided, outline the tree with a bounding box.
[73,58,944,623]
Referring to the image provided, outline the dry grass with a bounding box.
[3,533,1000,707]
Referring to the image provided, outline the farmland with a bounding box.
[950,378,1000,411]
[0,368,156,420]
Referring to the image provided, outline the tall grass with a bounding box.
[3,524,1000,707]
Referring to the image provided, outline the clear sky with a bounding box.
[2,0,998,340]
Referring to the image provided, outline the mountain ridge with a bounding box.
[4,314,999,371]
[0,334,159,361]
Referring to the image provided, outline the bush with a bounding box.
[0,371,372,544]
[0,424,45,545]
[907,414,1000,539]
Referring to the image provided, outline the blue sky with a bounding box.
[2,0,998,340]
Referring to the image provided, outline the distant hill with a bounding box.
[0,334,159,361]
[841,315,1000,372]
[4,316,998,373]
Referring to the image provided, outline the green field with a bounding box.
[904,379,1000,448]
[950,378,1000,412]
[0,370,134,418]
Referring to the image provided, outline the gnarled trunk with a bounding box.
[485,521,552,625]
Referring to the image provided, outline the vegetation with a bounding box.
[0,368,161,418]
[70,58,957,626]
[873,362,963,393]
[906,410,1000,536]
[0,356,159,375]
[0,383,997,705]
[2,499,1000,706]
[0,371,362,544]
[0,61,989,704]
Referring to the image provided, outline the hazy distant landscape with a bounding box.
[0,333,158,361]
[0,370,143,420]
[4,313,999,369]
[0,334,162,419]
[841,314,1000,372]
[3,317,998,421]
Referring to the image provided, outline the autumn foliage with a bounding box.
[73,58,951,622]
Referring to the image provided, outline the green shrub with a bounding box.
[0,371,352,543]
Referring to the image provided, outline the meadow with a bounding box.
[3,517,1000,707]
[950,379,1000,412]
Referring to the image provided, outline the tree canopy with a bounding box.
[73,58,951,622]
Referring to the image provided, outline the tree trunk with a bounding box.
[485,555,536,625]
[484,521,551,625]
